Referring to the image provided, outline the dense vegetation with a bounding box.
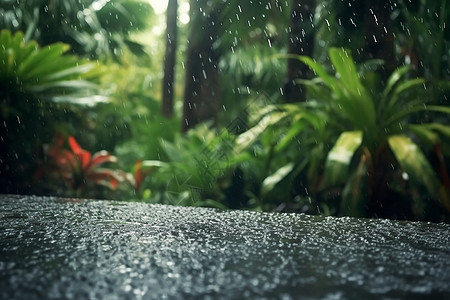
[1,0,449,222]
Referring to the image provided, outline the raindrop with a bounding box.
[202,70,207,79]
[267,39,272,47]
[370,9,379,25]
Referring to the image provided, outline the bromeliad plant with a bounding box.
[249,47,450,220]
[35,134,125,195]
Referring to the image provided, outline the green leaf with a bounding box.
[425,105,450,115]
[383,105,450,129]
[382,65,411,99]
[160,139,184,162]
[423,123,450,139]
[299,48,376,134]
[329,48,366,96]
[261,163,295,196]
[18,43,71,79]
[386,78,425,109]
[141,160,166,168]
[235,112,286,153]
[388,135,440,198]
[275,121,307,152]
[298,55,345,99]
[0,30,104,109]
[408,124,441,148]
[322,131,363,188]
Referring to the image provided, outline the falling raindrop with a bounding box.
[402,172,409,180]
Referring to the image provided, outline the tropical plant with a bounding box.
[0,0,153,60]
[144,123,243,209]
[0,30,104,109]
[241,47,450,221]
[0,29,105,193]
[35,134,126,197]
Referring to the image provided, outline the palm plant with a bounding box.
[0,30,104,193]
[0,30,104,109]
[0,0,153,60]
[244,47,450,220]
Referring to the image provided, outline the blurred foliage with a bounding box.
[1,0,449,223]
[0,0,154,60]
[0,30,104,110]
[396,0,449,81]
[145,123,239,209]
[237,48,450,221]
[0,30,106,193]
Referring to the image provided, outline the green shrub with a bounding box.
[239,48,450,221]
[0,30,105,193]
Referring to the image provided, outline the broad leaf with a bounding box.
[261,163,295,196]
[322,131,363,188]
[235,112,286,153]
[329,48,366,97]
[388,135,439,198]
[68,136,92,170]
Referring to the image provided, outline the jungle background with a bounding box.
[1,0,449,222]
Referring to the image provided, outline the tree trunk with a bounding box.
[162,0,178,118]
[181,0,222,132]
[283,0,316,103]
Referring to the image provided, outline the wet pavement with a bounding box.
[0,194,449,299]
